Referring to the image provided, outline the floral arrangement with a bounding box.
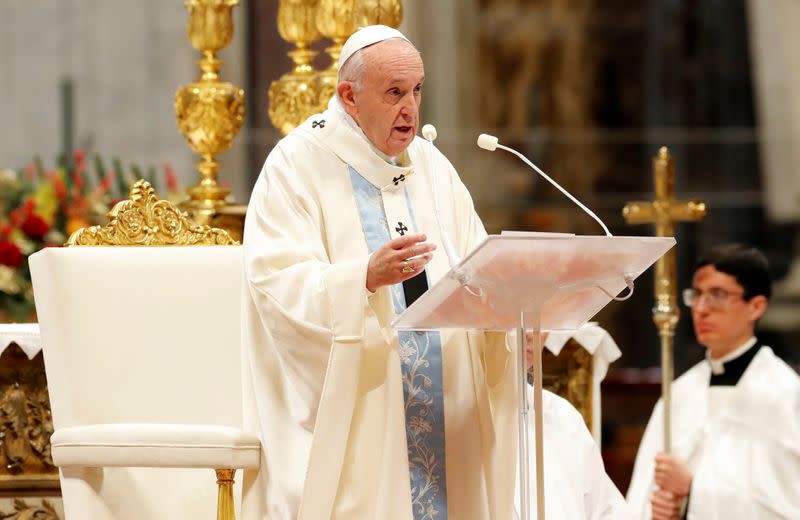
[0,151,182,322]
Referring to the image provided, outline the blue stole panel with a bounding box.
[349,166,448,519]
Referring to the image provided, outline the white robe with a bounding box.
[543,322,622,443]
[240,102,517,519]
[514,388,631,520]
[626,346,800,519]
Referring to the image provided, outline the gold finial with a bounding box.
[175,0,245,208]
[66,180,238,246]
[268,0,323,136]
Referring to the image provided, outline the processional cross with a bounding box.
[622,147,706,452]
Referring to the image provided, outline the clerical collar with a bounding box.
[707,337,760,386]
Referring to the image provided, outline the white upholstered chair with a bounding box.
[29,182,260,520]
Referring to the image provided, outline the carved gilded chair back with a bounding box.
[66,180,238,247]
[540,339,594,431]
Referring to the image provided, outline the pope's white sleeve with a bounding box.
[243,146,373,399]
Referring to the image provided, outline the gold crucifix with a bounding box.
[623,146,706,452]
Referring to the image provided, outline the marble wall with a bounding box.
[0,0,250,202]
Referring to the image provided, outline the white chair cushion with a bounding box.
[52,424,261,469]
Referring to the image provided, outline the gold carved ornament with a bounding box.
[175,0,245,209]
[0,498,60,519]
[66,180,238,247]
[0,344,58,492]
[539,340,593,431]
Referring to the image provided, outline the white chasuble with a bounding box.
[514,388,631,520]
[240,101,518,520]
[626,346,800,519]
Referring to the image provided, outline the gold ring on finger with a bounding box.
[401,260,415,274]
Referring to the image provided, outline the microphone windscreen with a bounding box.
[477,134,499,151]
[422,124,437,141]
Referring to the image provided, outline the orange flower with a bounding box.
[66,217,91,236]
[47,172,67,200]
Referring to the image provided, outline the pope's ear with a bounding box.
[748,294,768,321]
[337,82,357,109]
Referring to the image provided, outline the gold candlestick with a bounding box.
[268,0,323,136]
[175,0,245,222]
[315,0,356,113]
[623,147,706,453]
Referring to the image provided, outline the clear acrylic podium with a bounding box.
[393,233,675,520]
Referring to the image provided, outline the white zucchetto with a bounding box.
[337,24,411,72]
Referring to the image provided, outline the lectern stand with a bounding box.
[393,233,675,520]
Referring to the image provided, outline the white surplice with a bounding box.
[514,387,631,520]
[543,322,622,443]
[626,346,800,519]
[240,99,517,520]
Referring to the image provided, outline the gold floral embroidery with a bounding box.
[399,330,446,519]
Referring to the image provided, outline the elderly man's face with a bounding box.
[341,39,424,157]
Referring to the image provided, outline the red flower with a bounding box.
[73,149,86,173]
[163,162,178,193]
[71,170,85,190]
[0,242,22,268]
[9,200,33,227]
[25,164,38,180]
[99,171,115,192]
[21,214,50,241]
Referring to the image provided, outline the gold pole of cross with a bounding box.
[622,147,706,453]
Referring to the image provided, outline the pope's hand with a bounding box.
[366,233,436,292]
[650,488,681,520]
[654,452,692,498]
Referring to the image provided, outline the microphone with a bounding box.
[477,133,612,236]
[422,124,460,268]
[421,124,437,141]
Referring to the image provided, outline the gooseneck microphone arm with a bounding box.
[423,124,461,268]
[477,134,613,237]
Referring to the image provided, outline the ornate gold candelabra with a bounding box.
[175,0,245,225]
[623,147,706,453]
[268,0,323,135]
